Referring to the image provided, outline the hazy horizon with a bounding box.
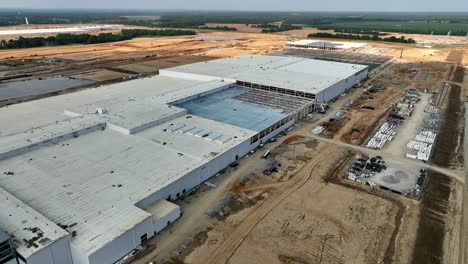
[1,0,468,12]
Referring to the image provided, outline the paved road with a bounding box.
[307,134,465,185]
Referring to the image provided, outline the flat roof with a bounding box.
[145,200,180,222]
[161,54,368,94]
[287,40,368,49]
[0,188,69,258]
[0,114,255,255]
[0,74,257,257]
[0,75,203,137]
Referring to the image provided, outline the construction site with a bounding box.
[0,29,466,264]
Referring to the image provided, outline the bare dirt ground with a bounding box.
[385,32,467,46]
[0,32,286,105]
[179,141,404,264]
[325,58,452,148]
[115,56,215,74]
[0,33,285,60]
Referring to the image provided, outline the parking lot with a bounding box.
[345,153,425,199]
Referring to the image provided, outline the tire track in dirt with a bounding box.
[203,146,338,264]
[325,153,406,264]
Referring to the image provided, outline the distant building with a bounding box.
[0,25,123,38]
[286,40,368,51]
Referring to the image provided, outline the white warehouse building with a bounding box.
[0,55,367,264]
[160,54,368,103]
[286,39,368,51]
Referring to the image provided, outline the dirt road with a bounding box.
[203,146,338,264]
[460,102,468,264]
[131,148,278,264]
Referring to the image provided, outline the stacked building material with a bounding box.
[424,105,439,114]
[406,131,437,162]
[311,126,325,135]
[414,131,437,144]
[365,122,397,149]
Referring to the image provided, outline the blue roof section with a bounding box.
[177,86,287,132]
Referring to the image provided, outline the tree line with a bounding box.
[308,32,416,44]
[332,29,387,36]
[0,29,196,50]
[123,20,237,31]
[316,23,468,37]
[254,24,302,33]
[198,26,237,31]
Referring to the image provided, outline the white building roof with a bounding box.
[160,54,368,94]
[145,200,180,222]
[287,40,368,49]
[0,25,122,38]
[0,73,254,257]
[0,76,203,137]
[0,187,70,258]
[0,114,254,255]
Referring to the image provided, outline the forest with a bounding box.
[254,24,302,33]
[308,32,416,43]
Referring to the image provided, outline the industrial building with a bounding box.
[0,55,367,264]
[160,54,368,103]
[286,40,368,50]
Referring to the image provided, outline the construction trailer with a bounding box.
[0,54,367,264]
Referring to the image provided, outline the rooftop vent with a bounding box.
[96,108,107,115]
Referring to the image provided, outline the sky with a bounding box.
[1,0,468,12]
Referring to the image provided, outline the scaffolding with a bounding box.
[234,88,315,145]
[233,89,313,114]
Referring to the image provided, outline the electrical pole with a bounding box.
[400,48,403,59]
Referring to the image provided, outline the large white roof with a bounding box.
[0,75,203,136]
[0,114,254,255]
[160,54,368,94]
[0,73,254,257]
[0,188,70,258]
